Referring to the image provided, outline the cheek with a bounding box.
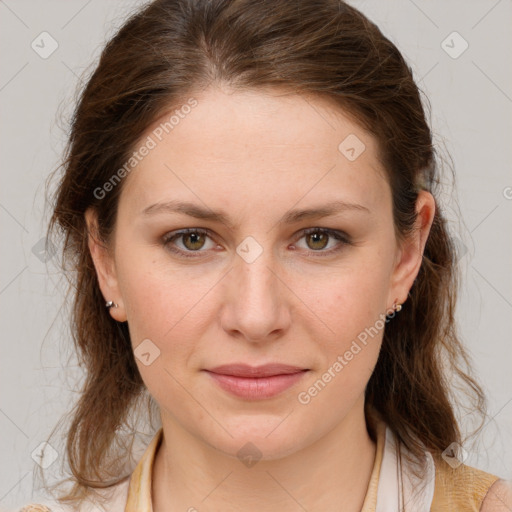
[115,245,206,338]
[113,261,183,384]
[307,261,392,341]
[296,268,387,414]
[117,263,206,407]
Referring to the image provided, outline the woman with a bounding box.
[21,0,512,510]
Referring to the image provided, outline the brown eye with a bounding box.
[295,228,352,256]
[163,228,217,258]
[181,231,206,251]
[305,231,329,250]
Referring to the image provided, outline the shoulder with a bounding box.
[480,479,512,512]
[431,454,509,511]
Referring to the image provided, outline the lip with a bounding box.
[204,364,309,400]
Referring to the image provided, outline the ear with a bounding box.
[387,190,436,308]
[85,208,127,322]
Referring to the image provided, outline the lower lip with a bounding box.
[205,371,308,400]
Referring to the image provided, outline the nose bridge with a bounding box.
[234,234,278,305]
[222,233,289,341]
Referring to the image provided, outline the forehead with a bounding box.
[119,85,389,218]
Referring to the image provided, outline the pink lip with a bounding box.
[204,364,309,400]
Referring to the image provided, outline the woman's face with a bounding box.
[87,85,432,459]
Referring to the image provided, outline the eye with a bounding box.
[162,227,352,259]
[162,228,218,258]
[295,228,352,256]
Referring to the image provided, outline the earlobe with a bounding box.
[388,191,436,307]
[84,208,127,322]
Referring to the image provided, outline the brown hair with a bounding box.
[45,0,486,505]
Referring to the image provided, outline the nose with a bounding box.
[219,244,291,343]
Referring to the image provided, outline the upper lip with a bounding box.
[206,364,307,378]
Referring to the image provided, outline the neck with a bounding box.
[152,398,376,512]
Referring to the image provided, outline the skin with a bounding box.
[86,84,435,512]
[481,479,512,511]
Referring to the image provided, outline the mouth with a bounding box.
[203,364,309,400]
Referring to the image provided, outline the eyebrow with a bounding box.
[141,199,370,230]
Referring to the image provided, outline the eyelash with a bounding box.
[162,227,352,259]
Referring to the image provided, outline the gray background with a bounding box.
[1,0,511,509]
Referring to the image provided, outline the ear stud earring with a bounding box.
[105,301,118,309]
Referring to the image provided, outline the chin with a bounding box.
[199,416,310,462]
